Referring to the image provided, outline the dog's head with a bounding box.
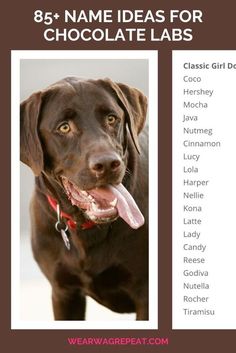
[20,77,147,229]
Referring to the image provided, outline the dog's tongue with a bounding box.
[89,184,144,229]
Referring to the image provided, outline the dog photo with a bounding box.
[14,52,157,327]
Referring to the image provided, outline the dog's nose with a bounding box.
[89,153,121,177]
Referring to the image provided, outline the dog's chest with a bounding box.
[53,224,138,313]
[58,249,136,313]
[81,261,135,313]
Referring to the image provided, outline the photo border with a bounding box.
[11,50,158,330]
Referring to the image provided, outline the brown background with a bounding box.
[1,0,236,352]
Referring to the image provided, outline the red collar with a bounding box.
[46,195,95,230]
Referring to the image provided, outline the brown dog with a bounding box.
[20,77,148,320]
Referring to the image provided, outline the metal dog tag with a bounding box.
[60,228,71,251]
[55,203,71,251]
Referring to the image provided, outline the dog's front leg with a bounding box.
[135,285,149,321]
[52,287,86,320]
[136,300,149,321]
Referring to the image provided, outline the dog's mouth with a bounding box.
[61,177,144,229]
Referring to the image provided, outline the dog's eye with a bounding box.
[58,123,71,134]
[106,115,117,125]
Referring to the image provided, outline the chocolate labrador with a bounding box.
[20,77,148,320]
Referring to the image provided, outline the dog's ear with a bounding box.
[104,79,147,154]
[20,92,44,176]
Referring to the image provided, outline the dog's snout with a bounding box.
[89,153,122,177]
